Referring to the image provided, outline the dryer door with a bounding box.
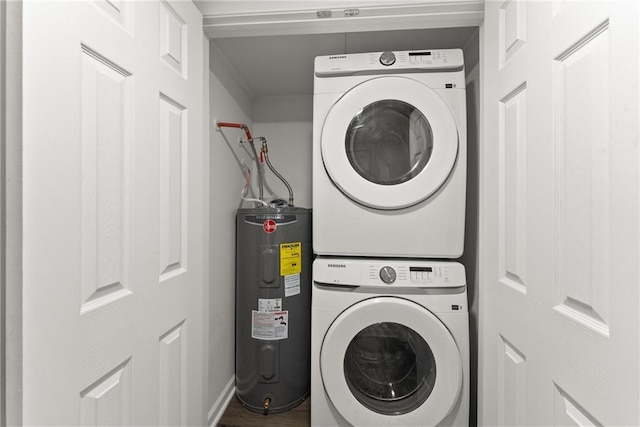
[321,76,459,210]
[320,297,463,426]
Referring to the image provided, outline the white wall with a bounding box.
[206,41,254,426]
[253,96,313,208]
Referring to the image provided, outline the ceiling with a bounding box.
[211,27,478,98]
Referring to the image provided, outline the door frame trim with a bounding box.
[1,1,23,425]
[202,1,484,38]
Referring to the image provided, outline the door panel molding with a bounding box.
[480,2,640,426]
[21,1,205,424]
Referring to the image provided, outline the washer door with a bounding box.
[320,297,462,426]
[321,76,459,210]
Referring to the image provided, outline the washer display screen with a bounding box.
[343,322,437,415]
[345,100,434,186]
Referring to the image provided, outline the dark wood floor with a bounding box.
[218,395,311,427]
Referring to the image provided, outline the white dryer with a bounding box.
[311,257,469,426]
[313,49,466,258]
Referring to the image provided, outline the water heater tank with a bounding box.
[235,206,312,413]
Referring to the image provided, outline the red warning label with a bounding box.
[263,219,277,233]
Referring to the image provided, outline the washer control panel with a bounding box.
[313,257,465,288]
[368,264,451,287]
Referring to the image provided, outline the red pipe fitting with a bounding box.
[216,121,253,141]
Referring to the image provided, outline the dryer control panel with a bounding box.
[313,257,466,288]
[315,49,464,77]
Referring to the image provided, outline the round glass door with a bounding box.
[346,100,433,186]
[344,322,436,415]
[321,76,459,210]
[320,297,462,426]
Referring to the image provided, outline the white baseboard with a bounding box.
[207,375,236,427]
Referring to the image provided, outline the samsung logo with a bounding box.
[329,55,347,60]
[328,263,346,268]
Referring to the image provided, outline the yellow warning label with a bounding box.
[280,242,302,276]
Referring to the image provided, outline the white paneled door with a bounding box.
[23,1,205,424]
[481,1,639,426]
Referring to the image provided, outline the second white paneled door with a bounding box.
[481,1,639,426]
[22,1,206,424]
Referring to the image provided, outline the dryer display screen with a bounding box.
[409,52,432,56]
[409,267,433,272]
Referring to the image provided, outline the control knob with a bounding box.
[379,51,396,66]
[379,266,396,284]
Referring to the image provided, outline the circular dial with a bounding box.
[379,51,396,66]
[379,266,397,284]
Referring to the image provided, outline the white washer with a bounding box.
[311,257,469,426]
[313,49,467,258]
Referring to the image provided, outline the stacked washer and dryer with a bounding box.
[311,50,470,426]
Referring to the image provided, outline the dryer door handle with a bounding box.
[314,282,359,290]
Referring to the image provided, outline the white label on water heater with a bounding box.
[251,310,289,340]
[284,274,301,297]
[258,298,282,312]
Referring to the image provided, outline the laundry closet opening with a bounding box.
[207,24,481,426]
